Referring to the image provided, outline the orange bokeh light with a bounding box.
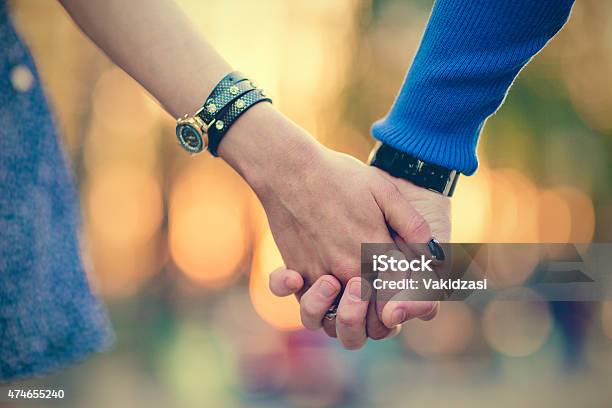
[249,231,302,331]
[169,159,249,288]
[83,164,163,297]
[92,68,161,136]
[487,168,539,243]
[537,189,572,243]
[85,164,163,247]
[84,233,162,298]
[452,167,492,242]
[554,186,595,242]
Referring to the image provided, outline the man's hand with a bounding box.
[220,103,439,341]
[269,171,451,349]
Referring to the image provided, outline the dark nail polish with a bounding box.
[427,238,445,261]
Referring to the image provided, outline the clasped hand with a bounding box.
[220,104,451,350]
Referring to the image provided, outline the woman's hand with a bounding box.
[220,103,438,339]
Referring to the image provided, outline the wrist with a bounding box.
[218,103,322,193]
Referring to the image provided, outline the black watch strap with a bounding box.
[369,143,460,196]
[207,89,273,156]
[195,71,249,125]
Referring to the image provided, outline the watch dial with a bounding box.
[176,124,203,153]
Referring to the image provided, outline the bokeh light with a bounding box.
[92,68,162,136]
[482,295,553,357]
[85,165,163,247]
[484,244,541,288]
[160,323,237,407]
[83,164,163,297]
[402,302,476,357]
[555,186,596,242]
[250,230,302,331]
[452,167,492,242]
[537,189,573,243]
[83,232,163,298]
[488,169,539,243]
[169,159,250,288]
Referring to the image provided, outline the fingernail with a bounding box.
[319,280,338,297]
[349,280,362,300]
[391,308,407,326]
[284,276,300,291]
[427,238,445,261]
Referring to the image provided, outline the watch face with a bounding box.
[176,123,204,153]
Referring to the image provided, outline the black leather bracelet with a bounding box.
[176,71,247,154]
[207,88,273,156]
[175,71,272,155]
[196,74,255,125]
[369,142,460,196]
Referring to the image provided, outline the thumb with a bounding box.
[269,266,304,297]
[382,299,440,328]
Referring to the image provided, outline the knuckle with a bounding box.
[380,181,401,201]
[406,213,429,238]
[337,311,362,329]
[300,302,319,320]
[330,259,361,280]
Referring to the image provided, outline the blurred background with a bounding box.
[5,0,612,406]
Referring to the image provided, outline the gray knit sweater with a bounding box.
[0,2,112,383]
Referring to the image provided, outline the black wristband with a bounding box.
[369,143,460,196]
[207,89,272,156]
[175,71,272,156]
[196,74,255,125]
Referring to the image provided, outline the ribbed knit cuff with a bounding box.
[372,116,481,175]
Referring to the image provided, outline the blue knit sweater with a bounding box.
[372,0,575,175]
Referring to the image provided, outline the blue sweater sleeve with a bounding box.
[371,0,574,175]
